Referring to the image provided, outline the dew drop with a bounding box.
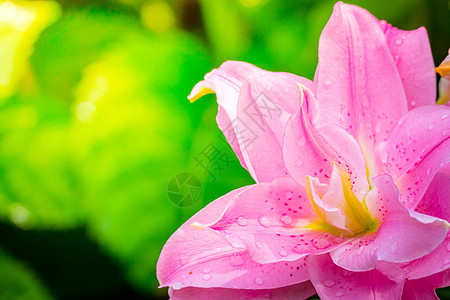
[426,168,431,176]
[323,279,335,287]
[236,216,247,226]
[297,135,306,147]
[202,274,212,281]
[443,130,450,136]
[278,249,288,257]
[180,255,188,264]
[313,239,331,250]
[280,214,293,225]
[388,235,394,240]
[442,114,449,120]
[325,80,332,86]
[395,39,403,46]
[411,99,416,106]
[202,268,212,274]
[172,282,183,289]
[393,55,400,65]
[335,291,344,297]
[296,159,303,166]
[230,253,245,266]
[255,241,262,248]
[428,124,435,130]
[292,245,308,254]
[286,191,293,199]
[254,277,264,285]
[258,215,270,228]
[389,243,398,253]
[375,123,382,134]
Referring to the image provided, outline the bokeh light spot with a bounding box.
[76,101,96,123]
[141,1,175,33]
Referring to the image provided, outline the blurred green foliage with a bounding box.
[0,0,448,299]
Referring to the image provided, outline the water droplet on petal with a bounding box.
[375,123,382,134]
[180,255,188,264]
[357,246,364,255]
[428,124,435,130]
[292,245,308,254]
[335,291,344,297]
[280,214,293,225]
[297,135,306,147]
[296,159,303,166]
[230,253,245,266]
[278,249,288,257]
[286,191,293,199]
[172,282,183,289]
[258,215,270,228]
[313,239,331,250]
[202,274,212,281]
[443,130,450,136]
[411,99,416,106]
[388,235,394,240]
[255,241,262,248]
[202,268,212,274]
[445,259,450,265]
[393,55,400,65]
[254,277,264,285]
[426,168,432,176]
[395,39,403,46]
[389,243,398,253]
[325,80,332,86]
[323,279,335,287]
[236,216,247,226]
[442,114,449,120]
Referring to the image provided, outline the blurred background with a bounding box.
[0,0,449,299]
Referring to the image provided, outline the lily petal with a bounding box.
[381,22,436,109]
[315,2,407,151]
[376,105,450,208]
[189,61,313,182]
[168,281,316,300]
[307,254,404,300]
[397,172,450,280]
[234,78,289,182]
[205,177,346,264]
[330,175,449,271]
[283,85,368,195]
[157,187,312,290]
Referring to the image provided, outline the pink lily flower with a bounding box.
[157,2,450,299]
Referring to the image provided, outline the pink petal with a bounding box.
[397,172,450,280]
[315,2,407,150]
[157,187,311,290]
[168,281,316,300]
[234,78,289,182]
[307,254,403,300]
[205,177,347,264]
[376,105,450,209]
[330,175,449,271]
[283,85,368,195]
[402,273,445,300]
[189,61,313,182]
[380,22,436,110]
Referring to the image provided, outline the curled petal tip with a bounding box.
[187,81,215,103]
[191,221,209,230]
